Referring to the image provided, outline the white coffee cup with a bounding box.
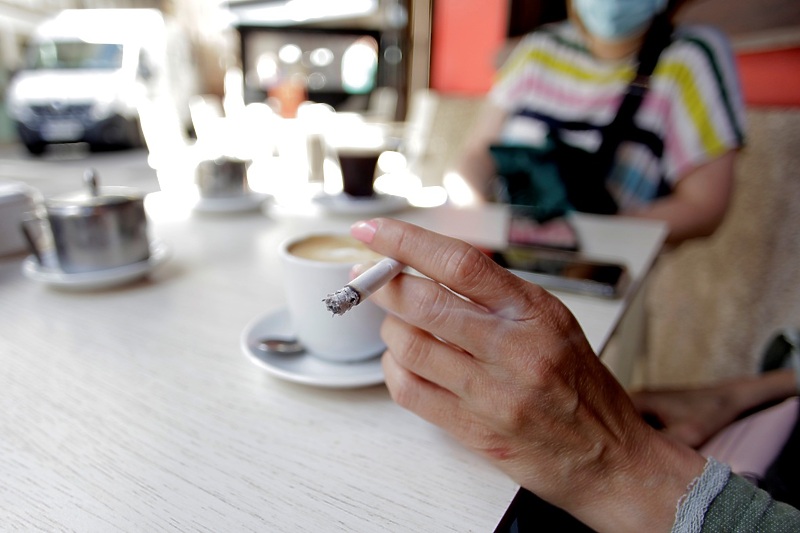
[280,233,386,363]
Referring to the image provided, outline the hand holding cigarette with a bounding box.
[324,257,405,316]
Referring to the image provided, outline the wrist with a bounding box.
[571,425,707,533]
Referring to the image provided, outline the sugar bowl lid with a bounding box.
[45,169,144,211]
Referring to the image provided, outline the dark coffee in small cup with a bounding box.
[338,148,382,198]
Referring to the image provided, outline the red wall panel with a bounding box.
[429,1,800,106]
[736,47,800,107]
[430,0,507,95]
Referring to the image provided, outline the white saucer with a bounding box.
[193,192,270,214]
[312,192,408,216]
[241,308,385,389]
[22,240,171,290]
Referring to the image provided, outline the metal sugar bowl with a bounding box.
[22,169,150,273]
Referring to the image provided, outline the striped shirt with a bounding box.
[489,21,746,211]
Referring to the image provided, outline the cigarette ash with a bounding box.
[323,286,360,316]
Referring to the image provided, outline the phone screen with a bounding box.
[507,209,580,252]
[481,245,628,298]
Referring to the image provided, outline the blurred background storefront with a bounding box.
[1,0,798,145]
[0,0,233,145]
[0,0,423,146]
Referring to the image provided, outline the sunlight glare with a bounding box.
[443,171,477,207]
[409,186,448,208]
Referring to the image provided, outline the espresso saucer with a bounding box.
[193,192,271,214]
[241,307,385,389]
[21,240,170,290]
[312,192,408,216]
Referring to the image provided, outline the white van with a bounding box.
[6,8,199,155]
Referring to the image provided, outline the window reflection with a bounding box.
[277,43,302,64]
[26,41,123,70]
[310,47,334,67]
[256,52,279,86]
[242,30,380,110]
[341,37,377,94]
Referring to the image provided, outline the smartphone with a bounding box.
[480,245,628,298]
[507,206,580,252]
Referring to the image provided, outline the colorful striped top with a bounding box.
[489,21,746,211]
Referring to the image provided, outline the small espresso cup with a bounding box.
[195,156,251,199]
[336,147,383,198]
[22,176,150,273]
[280,233,386,363]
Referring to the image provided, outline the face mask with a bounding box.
[573,0,668,41]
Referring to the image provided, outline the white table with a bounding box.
[0,196,665,531]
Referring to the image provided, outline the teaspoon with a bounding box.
[257,337,305,354]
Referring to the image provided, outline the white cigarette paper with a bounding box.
[324,258,405,316]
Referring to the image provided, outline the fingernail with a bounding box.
[351,219,378,243]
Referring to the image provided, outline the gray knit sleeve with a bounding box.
[672,457,731,533]
[672,456,800,532]
[702,472,800,532]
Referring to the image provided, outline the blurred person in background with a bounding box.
[454,0,745,245]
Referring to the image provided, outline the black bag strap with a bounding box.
[595,13,674,167]
[550,13,674,215]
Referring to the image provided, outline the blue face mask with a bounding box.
[573,0,668,41]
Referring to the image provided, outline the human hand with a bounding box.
[350,218,705,533]
[629,386,739,448]
[630,368,798,449]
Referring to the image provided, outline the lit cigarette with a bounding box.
[324,258,405,316]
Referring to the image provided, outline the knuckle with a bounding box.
[391,275,461,333]
[381,316,433,371]
[492,394,535,434]
[384,360,419,410]
[418,286,456,325]
[440,243,494,293]
[517,284,581,334]
[514,282,565,321]
[453,366,480,399]
[386,379,410,408]
[470,426,511,460]
[389,220,422,261]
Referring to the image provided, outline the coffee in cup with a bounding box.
[336,147,383,198]
[288,234,383,263]
[280,233,386,363]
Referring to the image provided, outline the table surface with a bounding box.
[0,194,666,532]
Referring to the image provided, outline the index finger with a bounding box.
[350,218,547,318]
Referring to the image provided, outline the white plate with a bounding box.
[193,192,270,214]
[241,308,385,389]
[22,241,171,290]
[312,192,408,216]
